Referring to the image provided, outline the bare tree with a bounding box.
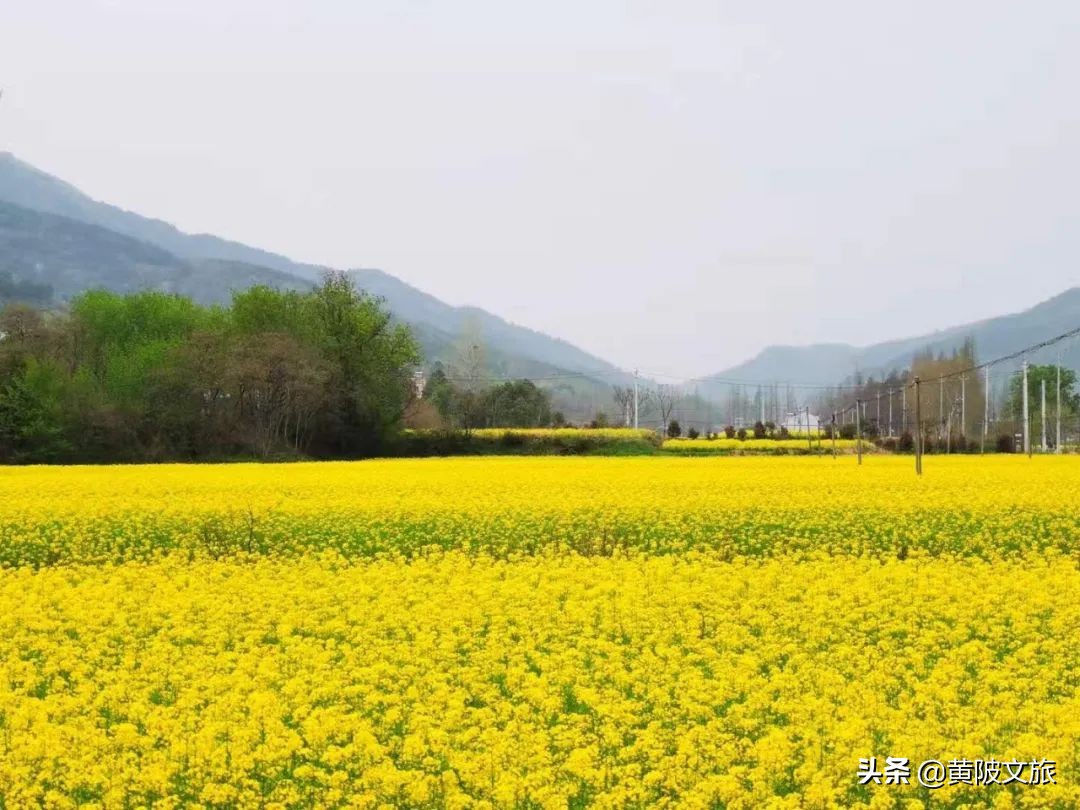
[654,384,681,431]
[612,385,634,426]
[450,317,487,435]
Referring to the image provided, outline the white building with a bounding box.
[779,411,821,432]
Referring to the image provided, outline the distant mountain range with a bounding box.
[698,288,1080,399]
[2,150,1078,418]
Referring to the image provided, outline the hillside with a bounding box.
[701,288,1080,394]
[0,200,311,305]
[348,268,629,380]
[0,153,636,420]
[0,152,327,281]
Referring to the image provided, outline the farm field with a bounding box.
[1,456,1079,807]
[661,437,864,454]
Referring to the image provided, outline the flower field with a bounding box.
[662,437,862,454]
[1,456,1078,807]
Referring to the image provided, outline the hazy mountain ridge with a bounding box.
[0,152,328,281]
[0,153,630,417]
[703,288,1080,394]
[347,268,629,381]
[0,200,312,305]
[4,150,1078,409]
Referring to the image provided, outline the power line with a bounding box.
[432,324,1080,414]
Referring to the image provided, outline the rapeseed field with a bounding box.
[0,456,1077,807]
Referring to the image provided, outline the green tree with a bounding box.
[1008,365,1079,421]
[483,379,552,427]
[423,363,455,420]
[0,359,70,461]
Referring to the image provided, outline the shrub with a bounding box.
[753,421,767,439]
[997,434,1016,453]
[736,428,748,441]
[724,425,736,439]
[898,432,914,452]
[687,427,700,439]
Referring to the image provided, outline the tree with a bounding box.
[589,411,611,428]
[0,276,420,462]
[1008,365,1078,425]
[667,420,681,438]
[0,359,70,461]
[306,272,420,453]
[227,334,330,457]
[423,363,455,420]
[654,385,681,432]
[483,379,552,427]
[448,317,487,435]
[612,386,634,427]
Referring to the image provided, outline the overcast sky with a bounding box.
[1,1,1078,377]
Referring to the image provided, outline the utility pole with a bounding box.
[961,375,966,440]
[633,369,639,429]
[1023,360,1030,457]
[939,377,944,440]
[760,386,765,426]
[902,385,907,435]
[856,399,863,465]
[806,406,812,452]
[831,412,837,459]
[1056,358,1062,454]
[1041,378,1047,453]
[983,366,989,453]
[888,389,894,438]
[914,378,923,475]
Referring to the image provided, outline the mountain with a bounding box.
[0,200,312,305]
[348,268,628,379]
[701,288,1080,395]
[0,152,327,281]
[0,153,632,418]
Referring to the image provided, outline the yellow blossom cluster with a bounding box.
[662,438,862,453]
[1,456,1078,565]
[0,554,1078,807]
[466,428,656,440]
[0,456,1078,807]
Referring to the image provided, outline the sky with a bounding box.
[1,0,1078,378]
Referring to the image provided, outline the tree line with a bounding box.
[0,273,420,462]
[420,364,558,431]
[814,338,1079,451]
